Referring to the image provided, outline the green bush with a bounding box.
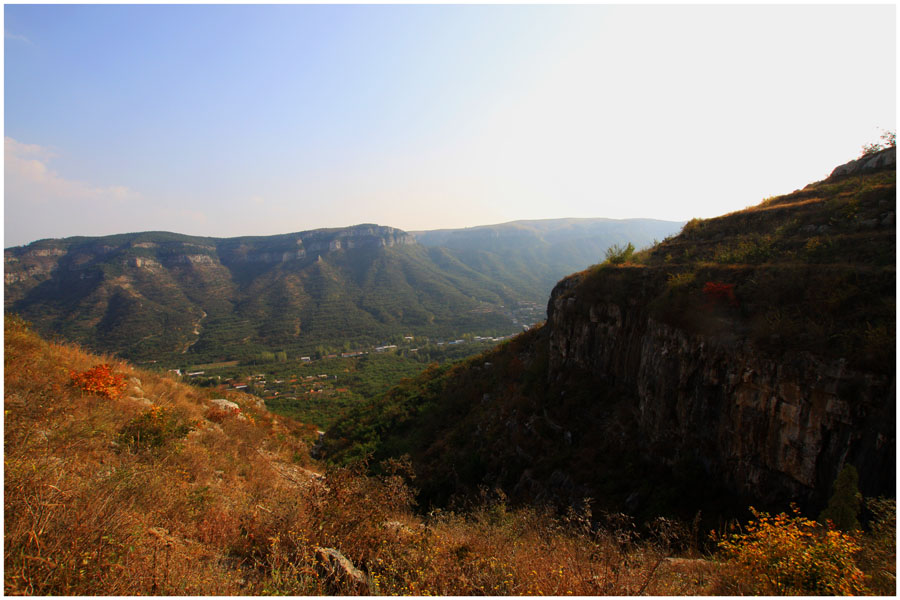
[604,242,635,265]
[819,465,862,532]
[118,404,193,452]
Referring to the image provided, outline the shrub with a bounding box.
[702,282,737,308]
[681,218,704,236]
[666,271,696,290]
[604,242,635,265]
[819,465,862,532]
[861,129,896,156]
[713,235,774,264]
[857,497,896,595]
[70,363,128,399]
[717,505,867,595]
[118,404,193,452]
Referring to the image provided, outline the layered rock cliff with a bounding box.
[547,271,894,509]
[324,153,895,517]
[544,154,896,508]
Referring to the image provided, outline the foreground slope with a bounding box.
[0,318,783,595]
[322,150,896,518]
[5,302,894,595]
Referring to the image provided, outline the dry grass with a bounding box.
[4,316,894,595]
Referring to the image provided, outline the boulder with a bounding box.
[314,547,369,594]
[829,147,896,179]
[211,398,240,412]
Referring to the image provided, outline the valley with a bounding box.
[180,333,514,428]
[3,152,896,596]
[5,4,895,595]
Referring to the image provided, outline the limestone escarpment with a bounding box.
[215,224,415,265]
[541,157,895,509]
[547,277,894,508]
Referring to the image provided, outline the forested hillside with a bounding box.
[5,219,680,365]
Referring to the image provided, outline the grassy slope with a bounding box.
[5,310,894,595]
[604,167,896,373]
[0,316,755,595]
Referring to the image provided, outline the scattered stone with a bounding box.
[211,398,240,412]
[829,147,896,178]
[382,520,416,536]
[314,547,369,594]
[126,396,153,406]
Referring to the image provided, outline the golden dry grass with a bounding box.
[4,316,894,595]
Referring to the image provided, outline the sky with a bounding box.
[3,3,896,247]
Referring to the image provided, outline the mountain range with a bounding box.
[4,218,681,364]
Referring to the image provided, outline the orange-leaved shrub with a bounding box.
[70,363,127,399]
[717,504,867,595]
[702,281,737,308]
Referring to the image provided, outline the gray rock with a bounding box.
[829,147,896,179]
[211,398,240,412]
[857,218,879,230]
[314,547,369,594]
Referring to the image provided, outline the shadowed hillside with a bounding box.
[322,151,895,523]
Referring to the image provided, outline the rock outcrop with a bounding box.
[314,547,370,594]
[829,147,896,179]
[547,283,894,507]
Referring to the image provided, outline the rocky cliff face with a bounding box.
[323,158,894,517]
[547,277,894,508]
[216,225,416,265]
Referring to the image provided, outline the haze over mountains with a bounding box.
[4,217,681,364]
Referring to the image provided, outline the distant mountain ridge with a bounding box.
[413,218,682,301]
[5,218,682,364]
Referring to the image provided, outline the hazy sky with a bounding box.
[4,3,896,247]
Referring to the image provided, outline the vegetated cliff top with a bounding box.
[562,149,895,373]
